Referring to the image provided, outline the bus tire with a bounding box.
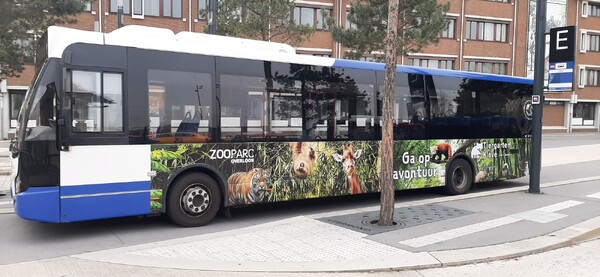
[444,159,473,195]
[167,173,221,227]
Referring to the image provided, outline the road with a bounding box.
[0,133,599,275]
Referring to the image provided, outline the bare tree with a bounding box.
[379,0,399,226]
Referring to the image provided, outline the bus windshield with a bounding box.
[16,59,60,148]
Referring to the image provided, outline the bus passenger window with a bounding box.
[378,73,426,140]
[71,71,124,133]
[147,69,213,144]
[103,73,123,132]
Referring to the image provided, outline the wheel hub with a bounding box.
[181,184,210,215]
[453,167,466,188]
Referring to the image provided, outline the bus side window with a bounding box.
[70,70,123,133]
[379,73,427,140]
[147,69,213,144]
[428,76,473,139]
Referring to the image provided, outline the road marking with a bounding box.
[586,192,600,199]
[510,209,566,223]
[399,200,584,248]
[0,200,11,205]
[399,217,521,248]
[536,200,584,213]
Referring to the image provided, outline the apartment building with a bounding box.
[542,0,600,132]
[0,0,531,139]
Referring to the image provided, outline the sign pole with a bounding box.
[117,0,124,28]
[529,0,546,194]
[208,0,217,34]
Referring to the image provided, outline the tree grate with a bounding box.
[319,204,472,235]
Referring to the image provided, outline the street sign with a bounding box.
[532,95,541,105]
[548,26,576,92]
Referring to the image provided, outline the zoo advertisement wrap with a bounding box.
[149,138,530,212]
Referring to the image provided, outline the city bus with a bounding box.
[10,26,533,227]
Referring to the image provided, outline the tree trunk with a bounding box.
[379,0,399,227]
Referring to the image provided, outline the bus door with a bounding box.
[60,68,151,222]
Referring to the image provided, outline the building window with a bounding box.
[132,0,160,17]
[145,0,160,16]
[587,34,600,51]
[84,2,92,11]
[359,55,377,62]
[581,31,588,52]
[316,9,331,30]
[346,10,357,30]
[293,6,331,30]
[441,19,455,39]
[408,58,454,70]
[163,0,182,18]
[573,103,595,126]
[582,2,600,17]
[110,0,131,14]
[464,61,507,75]
[133,0,143,16]
[198,0,208,20]
[9,90,26,128]
[465,20,508,42]
[584,68,600,86]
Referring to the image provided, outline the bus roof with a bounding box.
[48,25,532,85]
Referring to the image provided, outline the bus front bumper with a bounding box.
[14,187,60,223]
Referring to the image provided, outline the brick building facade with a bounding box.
[1,0,541,138]
[542,0,600,133]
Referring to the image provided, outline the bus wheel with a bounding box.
[444,159,473,195]
[167,173,221,227]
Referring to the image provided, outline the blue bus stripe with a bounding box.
[59,181,153,222]
[332,59,533,85]
[61,191,151,222]
[61,181,151,197]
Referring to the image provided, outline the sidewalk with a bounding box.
[1,138,600,274]
[0,140,11,193]
[0,141,10,177]
[68,176,600,272]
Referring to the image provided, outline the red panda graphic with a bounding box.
[430,143,453,161]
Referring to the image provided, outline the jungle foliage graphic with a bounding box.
[150,138,530,210]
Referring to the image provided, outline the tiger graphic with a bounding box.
[227,168,272,206]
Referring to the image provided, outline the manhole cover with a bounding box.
[320,204,472,235]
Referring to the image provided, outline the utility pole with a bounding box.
[208,0,217,34]
[117,0,124,28]
[529,0,546,194]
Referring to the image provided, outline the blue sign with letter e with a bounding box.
[548,61,574,92]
